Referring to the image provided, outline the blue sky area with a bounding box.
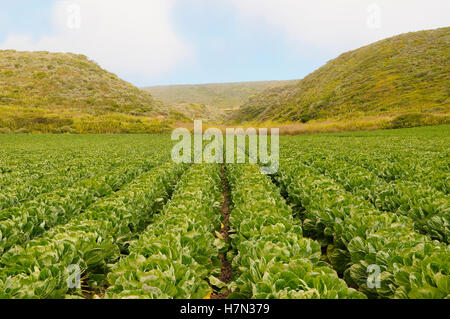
[1,1,448,86]
[0,1,54,42]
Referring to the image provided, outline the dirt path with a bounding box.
[211,164,233,299]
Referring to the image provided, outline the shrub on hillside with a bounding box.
[0,127,12,134]
[52,126,76,134]
[387,113,450,129]
[14,128,29,134]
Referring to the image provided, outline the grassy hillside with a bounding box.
[144,80,295,122]
[0,50,172,133]
[168,103,227,122]
[0,50,165,115]
[230,27,450,127]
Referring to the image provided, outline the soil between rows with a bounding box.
[211,164,233,299]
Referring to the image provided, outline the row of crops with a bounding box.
[0,128,448,299]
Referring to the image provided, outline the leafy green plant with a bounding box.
[226,164,365,299]
[105,164,223,299]
[0,155,185,298]
[276,158,449,298]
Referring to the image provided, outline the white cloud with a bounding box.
[230,0,450,54]
[0,0,192,84]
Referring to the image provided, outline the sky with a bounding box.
[1,0,449,87]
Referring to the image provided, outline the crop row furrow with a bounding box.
[105,164,223,299]
[0,162,185,298]
[310,157,449,243]
[226,164,365,299]
[286,150,450,244]
[0,153,170,256]
[0,154,121,210]
[340,152,449,195]
[276,160,449,299]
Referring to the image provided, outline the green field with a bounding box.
[0,125,448,299]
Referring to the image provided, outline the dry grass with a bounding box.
[173,116,391,135]
[173,114,449,135]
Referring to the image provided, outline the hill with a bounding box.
[0,50,170,133]
[144,80,295,122]
[229,27,450,127]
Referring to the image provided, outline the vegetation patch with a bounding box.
[230,27,450,128]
